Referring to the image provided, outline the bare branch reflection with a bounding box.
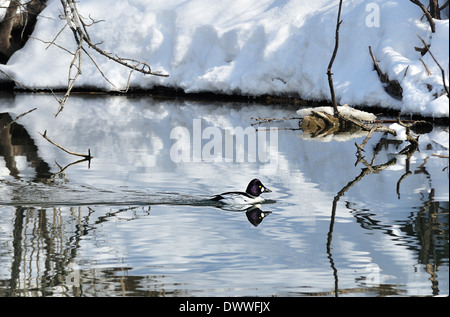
[327,130,448,296]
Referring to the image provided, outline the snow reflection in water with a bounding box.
[0,94,448,296]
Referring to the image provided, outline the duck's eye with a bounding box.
[259,185,262,188]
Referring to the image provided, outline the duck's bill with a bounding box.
[262,187,272,193]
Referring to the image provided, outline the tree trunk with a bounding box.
[0,0,47,64]
[0,1,18,62]
[429,0,441,19]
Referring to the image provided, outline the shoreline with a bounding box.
[1,84,448,125]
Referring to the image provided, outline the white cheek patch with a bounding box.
[261,187,265,193]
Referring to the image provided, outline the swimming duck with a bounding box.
[211,179,272,205]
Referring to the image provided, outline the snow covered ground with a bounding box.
[0,0,449,117]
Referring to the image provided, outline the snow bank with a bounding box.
[0,0,449,117]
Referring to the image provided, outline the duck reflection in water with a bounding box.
[245,205,272,227]
[217,203,272,227]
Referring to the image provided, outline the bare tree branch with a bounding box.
[417,33,449,97]
[0,68,37,91]
[410,0,436,32]
[439,1,449,11]
[37,0,169,116]
[327,0,343,117]
[38,129,93,160]
[419,58,432,76]
[61,0,168,77]
[3,107,37,128]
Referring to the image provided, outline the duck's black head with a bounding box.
[246,179,272,197]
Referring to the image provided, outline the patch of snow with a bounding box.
[0,0,448,117]
[388,123,407,141]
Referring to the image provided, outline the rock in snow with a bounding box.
[0,0,448,117]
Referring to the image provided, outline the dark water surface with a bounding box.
[0,94,448,296]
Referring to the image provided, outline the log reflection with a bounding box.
[0,112,52,181]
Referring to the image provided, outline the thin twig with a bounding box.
[2,107,37,128]
[54,34,83,117]
[9,107,37,125]
[419,58,432,76]
[45,23,68,50]
[0,68,37,92]
[51,157,91,180]
[30,34,74,55]
[417,33,449,97]
[369,46,388,83]
[38,129,93,159]
[355,125,380,152]
[250,116,301,126]
[432,154,449,158]
[81,45,118,89]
